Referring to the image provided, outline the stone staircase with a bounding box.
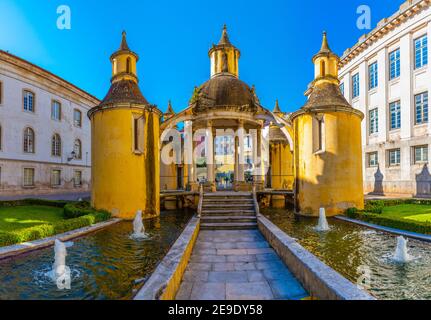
[200,192,258,230]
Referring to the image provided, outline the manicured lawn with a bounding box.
[381,204,431,223]
[0,205,65,232]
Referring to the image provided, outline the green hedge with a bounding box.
[0,198,68,208]
[63,201,94,218]
[345,207,431,235]
[0,201,111,247]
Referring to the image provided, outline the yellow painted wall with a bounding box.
[91,108,160,220]
[270,143,294,190]
[294,111,364,216]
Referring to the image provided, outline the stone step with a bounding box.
[204,192,252,197]
[200,222,258,230]
[202,209,256,215]
[202,204,255,209]
[203,198,254,203]
[201,216,257,224]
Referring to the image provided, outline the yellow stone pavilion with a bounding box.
[88,27,364,219]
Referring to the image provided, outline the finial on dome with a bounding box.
[218,24,232,46]
[120,30,130,51]
[273,100,282,113]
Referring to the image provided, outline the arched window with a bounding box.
[126,57,131,73]
[23,127,35,153]
[74,139,82,159]
[320,60,326,77]
[51,134,61,157]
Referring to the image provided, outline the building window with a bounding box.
[389,49,400,80]
[368,152,378,167]
[51,100,61,121]
[312,115,325,153]
[390,101,401,130]
[51,170,61,186]
[74,139,82,159]
[23,90,35,112]
[126,57,131,73]
[23,168,35,187]
[74,109,82,127]
[352,73,360,98]
[389,149,401,166]
[369,108,378,135]
[320,60,326,77]
[23,127,35,153]
[415,92,428,125]
[0,81,3,105]
[415,35,428,69]
[368,62,378,90]
[74,171,82,187]
[414,145,428,164]
[51,134,62,157]
[133,115,145,153]
[339,83,344,95]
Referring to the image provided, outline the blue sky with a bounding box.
[0,0,402,113]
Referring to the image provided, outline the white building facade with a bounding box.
[339,0,431,197]
[0,50,99,197]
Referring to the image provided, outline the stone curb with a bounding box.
[335,216,431,243]
[0,219,121,260]
[257,215,376,300]
[134,216,200,300]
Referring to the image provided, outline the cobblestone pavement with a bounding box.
[176,230,309,300]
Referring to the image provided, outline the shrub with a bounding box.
[344,207,431,235]
[63,201,94,219]
[0,199,68,208]
[345,207,359,218]
[0,210,111,247]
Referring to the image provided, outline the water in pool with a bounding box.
[262,209,431,300]
[0,210,194,300]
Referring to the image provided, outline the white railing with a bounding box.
[197,184,204,218]
[252,185,260,217]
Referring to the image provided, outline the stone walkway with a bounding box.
[176,229,309,300]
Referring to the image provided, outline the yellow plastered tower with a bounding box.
[269,101,294,208]
[88,31,161,220]
[291,32,364,216]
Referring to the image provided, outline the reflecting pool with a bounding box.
[0,210,194,300]
[262,209,431,300]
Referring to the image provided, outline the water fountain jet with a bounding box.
[131,210,149,239]
[50,240,72,289]
[315,208,330,232]
[393,236,412,263]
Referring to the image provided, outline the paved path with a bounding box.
[0,192,90,201]
[176,229,309,300]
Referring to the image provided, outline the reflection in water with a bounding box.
[262,209,431,300]
[0,210,194,300]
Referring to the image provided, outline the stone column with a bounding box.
[237,121,245,182]
[206,121,215,184]
[184,121,194,186]
[234,135,239,183]
[256,125,265,188]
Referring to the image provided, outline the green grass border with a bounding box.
[345,199,431,235]
[0,200,111,247]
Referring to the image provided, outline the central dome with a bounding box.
[191,74,260,113]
